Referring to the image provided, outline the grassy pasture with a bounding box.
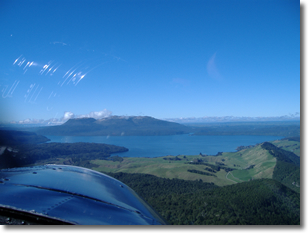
[271,140,300,156]
[31,139,299,187]
[91,144,277,186]
[29,139,296,187]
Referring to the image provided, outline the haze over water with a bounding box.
[46,135,282,158]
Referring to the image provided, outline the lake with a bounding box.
[45,134,283,158]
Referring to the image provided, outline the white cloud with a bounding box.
[17,118,45,124]
[10,109,113,125]
[78,109,112,119]
[62,111,75,121]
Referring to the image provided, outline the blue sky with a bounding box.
[0,0,300,122]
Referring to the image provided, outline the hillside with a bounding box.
[20,134,299,191]
[107,174,300,225]
[0,141,128,169]
[35,116,191,136]
[271,137,300,156]
[261,142,300,192]
[0,129,129,169]
[0,130,50,145]
[88,139,300,191]
[89,143,275,186]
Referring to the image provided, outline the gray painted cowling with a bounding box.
[0,165,167,225]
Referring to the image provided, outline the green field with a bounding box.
[271,139,300,156]
[91,143,278,186]
[29,138,299,187]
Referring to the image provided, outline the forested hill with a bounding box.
[0,130,49,145]
[261,142,300,193]
[0,141,128,169]
[35,116,191,136]
[0,129,129,169]
[108,173,300,225]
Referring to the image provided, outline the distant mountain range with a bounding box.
[4,113,300,127]
[165,115,300,123]
[35,116,191,136]
[32,115,301,137]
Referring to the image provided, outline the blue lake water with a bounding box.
[46,134,283,158]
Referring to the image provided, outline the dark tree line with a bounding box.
[185,161,235,173]
[107,172,300,225]
[187,169,217,177]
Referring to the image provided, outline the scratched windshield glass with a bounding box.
[2,42,114,123]
[0,0,300,125]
